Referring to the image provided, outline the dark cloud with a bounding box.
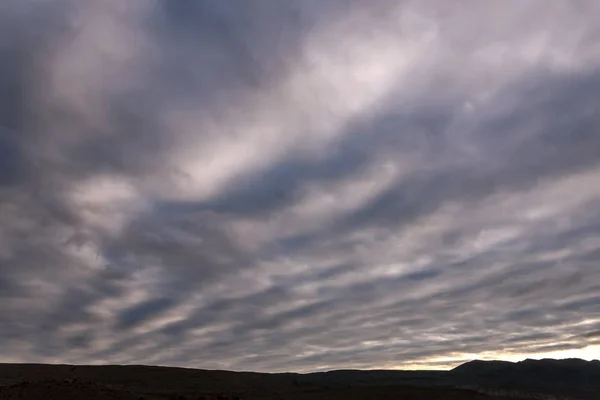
[116,297,180,331]
[1,0,600,372]
[583,330,600,339]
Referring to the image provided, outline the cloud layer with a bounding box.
[1,0,600,372]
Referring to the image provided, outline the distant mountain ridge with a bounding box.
[453,358,600,373]
[1,358,599,399]
[450,358,600,398]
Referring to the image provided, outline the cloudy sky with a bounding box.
[1,0,600,373]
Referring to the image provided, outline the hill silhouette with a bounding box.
[450,358,600,396]
[0,359,598,399]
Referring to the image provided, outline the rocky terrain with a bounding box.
[0,359,597,400]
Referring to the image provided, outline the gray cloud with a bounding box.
[1,0,600,372]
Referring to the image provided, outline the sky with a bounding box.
[1,0,600,373]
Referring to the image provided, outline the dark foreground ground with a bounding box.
[0,359,598,400]
[0,380,498,400]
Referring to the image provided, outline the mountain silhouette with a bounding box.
[1,359,599,399]
[450,358,600,395]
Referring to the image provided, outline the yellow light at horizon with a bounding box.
[390,344,600,371]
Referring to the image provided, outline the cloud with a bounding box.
[1,0,600,373]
